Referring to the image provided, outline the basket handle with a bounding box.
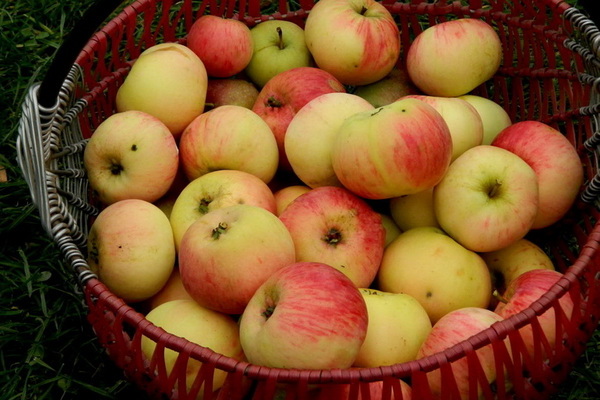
[38,0,127,109]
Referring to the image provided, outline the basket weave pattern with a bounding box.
[15,0,600,399]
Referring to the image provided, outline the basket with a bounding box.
[15,0,600,399]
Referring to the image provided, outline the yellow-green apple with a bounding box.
[354,288,432,367]
[252,67,346,170]
[142,300,245,398]
[401,94,484,161]
[331,97,452,199]
[83,110,179,205]
[205,78,259,110]
[458,94,512,145]
[146,267,194,310]
[377,227,492,323]
[115,43,207,138]
[245,20,312,88]
[284,92,374,188]
[433,145,539,253]
[86,199,176,303]
[273,184,311,215]
[389,188,439,231]
[491,120,583,229]
[380,213,402,247]
[304,0,400,86]
[169,169,277,250]
[187,15,253,78]
[178,204,295,314]
[353,67,420,108]
[238,262,368,369]
[481,238,555,294]
[406,19,502,97]
[178,105,279,183]
[279,186,385,288]
[416,307,506,399]
[494,269,574,359]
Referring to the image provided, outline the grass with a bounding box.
[1,0,599,399]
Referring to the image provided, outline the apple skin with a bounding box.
[273,184,311,216]
[87,199,176,303]
[331,97,453,199]
[377,227,492,323]
[245,20,313,88]
[353,288,432,367]
[433,145,539,253]
[406,18,503,97]
[115,43,207,138]
[238,262,368,369]
[416,307,506,400]
[481,238,555,294]
[252,67,346,170]
[142,300,245,398]
[146,267,194,311]
[494,269,574,359]
[83,110,179,205]
[178,105,279,183]
[491,120,583,229]
[284,92,374,188]
[354,67,420,108]
[279,186,386,288]
[204,78,259,110]
[401,94,484,162]
[458,94,512,145]
[169,169,277,251]
[380,213,402,247]
[178,204,296,314]
[187,15,253,78]
[304,0,401,86]
[389,188,440,231]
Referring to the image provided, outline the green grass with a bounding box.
[1,0,599,399]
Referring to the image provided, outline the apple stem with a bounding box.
[109,162,123,175]
[488,180,502,198]
[276,26,284,50]
[262,305,275,319]
[198,198,212,215]
[267,96,283,108]
[360,6,368,15]
[492,289,509,304]
[211,222,228,240]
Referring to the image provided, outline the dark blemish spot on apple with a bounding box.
[426,291,432,298]
[401,109,406,112]
[131,144,137,151]
[118,245,122,249]
[371,108,384,116]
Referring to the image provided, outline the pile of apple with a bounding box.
[82,0,584,398]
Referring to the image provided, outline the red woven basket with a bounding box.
[15,0,600,399]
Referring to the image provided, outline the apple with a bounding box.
[313,380,412,400]
[380,213,402,247]
[279,186,386,288]
[433,145,539,253]
[146,267,194,310]
[481,238,555,294]
[204,78,259,110]
[377,227,492,323]
[142,300,245,398]
[273,184,311,216]
[494,269,574,360]
[284,92,374,188]
[406,18,503,97]
[401,94,484,161]
[169,169,277,250]
[187,15,253,78]
[115,43,207,138]
[252,67,346,170]
[416,307,506,399]
[458,94,512,145]
[87,199,176,303]
[179,204,296,314]
[353,288,432,367]
[491,120,584,229]
[304,0,401,86]
[331,97,453,199]
[245,20,312,88]
[83,110,179,205]
[238,262,368,369]
[389,188,439,232]
[353,67,419,108]
[178,105,279,183]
